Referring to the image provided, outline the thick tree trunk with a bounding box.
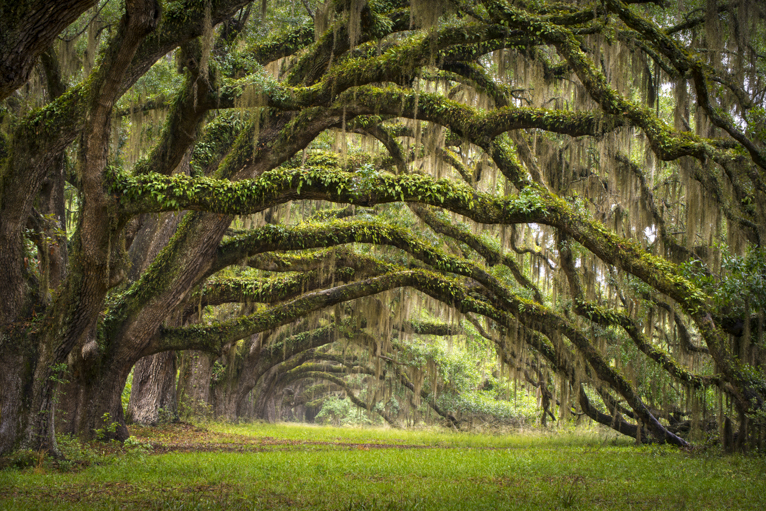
[263,397,278,423]
[237,389,257,420]
[232,335,265,418]
[252,366,281,422]
[54,334,137,441]
[0,353,32,455]
[18,0,160,454]
[176,351,214,419]
[577,386,653,442]
[181,334,267,421]
[209,341,251,420]
[55,378,85,437]
[0,0,97,101]
[128,211,187,282]
[76,371,131,442]
[127,352,177,425]
[55,361,132,442]
[211,384,238,420]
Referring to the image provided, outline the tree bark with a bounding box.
[176,351,214,419]
[0,353,31,455]
[0,0,97,101]
[55,356,132,442]
[252,365,281,422]
[127,352,177,425]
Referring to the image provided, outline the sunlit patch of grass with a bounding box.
[207,421,633,449]
[2,423,765,510]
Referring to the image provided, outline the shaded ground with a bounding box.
[131,422,440,454]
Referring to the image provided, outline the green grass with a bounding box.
[1,423,765,510]
[208,421,571,448]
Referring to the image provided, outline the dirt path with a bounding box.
[132,423,441,454]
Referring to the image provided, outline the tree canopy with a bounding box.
[1,0,765,455]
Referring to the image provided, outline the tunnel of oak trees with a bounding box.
[1,0,766,456]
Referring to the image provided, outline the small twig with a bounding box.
[378,355,406,366]
[301,0,314,19]
[57,0,112,42]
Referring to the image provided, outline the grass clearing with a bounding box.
[1,423,764,510]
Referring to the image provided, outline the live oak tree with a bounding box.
[1,0,765,455]
[165,298,473,428]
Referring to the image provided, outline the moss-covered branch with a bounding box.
[244,21,315,69]
[0,0,96,101]
[133,47,218,177]
[189,265,380,311]
[113,165,707,324]
[557,235,718,390]
[341,85,629,151]
[397,320,461,336]
[603,0,766,170]
[409,204,543,302]
[158,270,422,353]
[169,251,687,444]
[241,247,395,276]
[286,5,411,86]
[482,0,745,168]
[281,370,398,427]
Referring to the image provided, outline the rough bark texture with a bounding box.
[0,0,97,101]
[176,351,214,420]
[127,352,178,425]
[0,354,28,455]
[55,354,132,443]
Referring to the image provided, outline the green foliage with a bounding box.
[189,112,248,176]
[747,107,766,145]
[1,449,39,470]
[5,0,766,456]
[123,436,153,455]
[438,388,538,425]
[48,363,70,385]
[121,370,133,420]
[178,397,214,423]
[118,59,182,111]
[93,413,119,441]
[681,245,766,327]
[156,407,176,425]
[54,434,101,471]
[315,395,354,426]
[210,360,226,385]
[714,246,766,317]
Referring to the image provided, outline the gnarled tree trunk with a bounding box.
[176,351,214,419]
[127,351,177,425]
[0,353,32,455]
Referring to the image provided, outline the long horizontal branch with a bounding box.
[192,266,376,309]
[113,166,708,318]
[409,204,543,302]
[283,370,398,427]
[213,78,629,146]
[481,0,749,169]
[159,271,426,352]
[0,0,97,101]
[241,247,396,276]
[113,166,723,398]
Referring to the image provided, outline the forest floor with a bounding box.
[1,422,765,510]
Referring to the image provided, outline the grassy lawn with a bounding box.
[1,423,764,510]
